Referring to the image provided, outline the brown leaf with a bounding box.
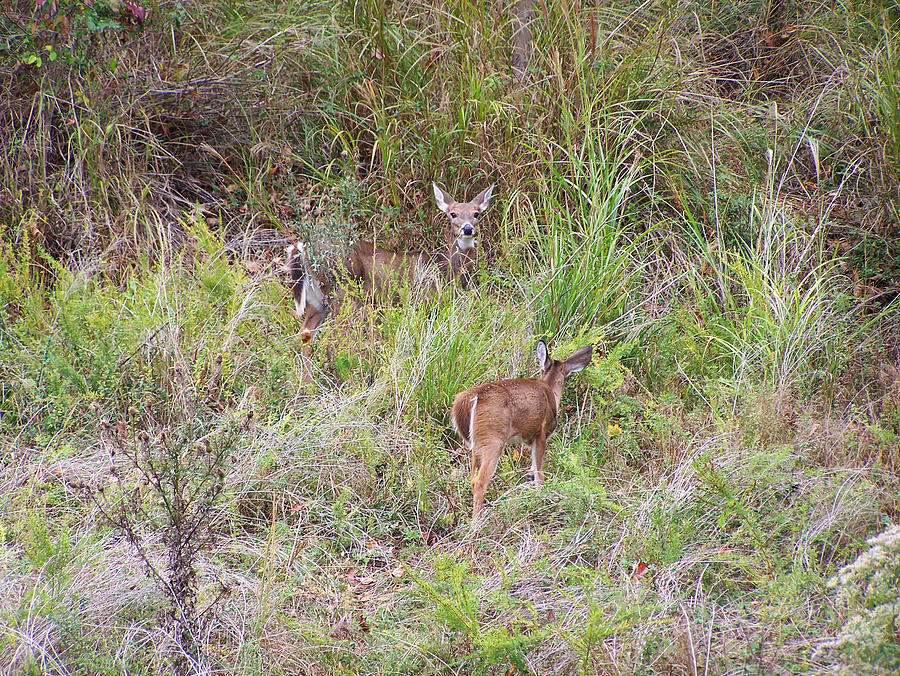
[124,2,147,23]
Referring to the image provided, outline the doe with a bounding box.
[451,341,594,520]
[286,182,494,349]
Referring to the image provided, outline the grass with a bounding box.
[2,0,900,673]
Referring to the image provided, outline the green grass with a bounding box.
[2,0,900,673]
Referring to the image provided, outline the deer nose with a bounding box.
[461,224,475,236]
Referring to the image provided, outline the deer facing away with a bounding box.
[286,183,494,352]
[451,341,594,519]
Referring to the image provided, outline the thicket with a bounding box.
[2,0,899,673]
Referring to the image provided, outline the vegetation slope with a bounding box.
[2,0,899,673]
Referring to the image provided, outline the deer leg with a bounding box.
[470,446,481,483]
[531,435,547,486]
[529,440,537,482]
[298,309,324,384]
[471,442,502,520]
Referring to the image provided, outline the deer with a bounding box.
[286,182,494,357]
[451,341,594,520]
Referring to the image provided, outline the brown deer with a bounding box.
[451,341,594,520]
[286,182,494,352]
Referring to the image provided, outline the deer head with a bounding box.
[433,183,495,251]
[535,340,594,410]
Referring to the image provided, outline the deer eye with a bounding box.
[472,212,480,219]
[450,212,458,218]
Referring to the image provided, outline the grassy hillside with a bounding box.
[2,0,899,673]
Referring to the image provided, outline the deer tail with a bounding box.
[451,395,477,449]
[286,242,309,317]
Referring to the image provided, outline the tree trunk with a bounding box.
[511,0,535,77]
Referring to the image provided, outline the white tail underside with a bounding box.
[467,395,477,449]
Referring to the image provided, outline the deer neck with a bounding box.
[448,240,475,280]
[541,370,567,412]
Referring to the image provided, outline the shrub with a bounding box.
[820,524,900,675]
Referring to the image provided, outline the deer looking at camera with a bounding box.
[451,341,594,520]
[286,182,494,354]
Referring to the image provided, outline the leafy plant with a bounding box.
[820,524,900,674]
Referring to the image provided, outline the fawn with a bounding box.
[451,341,594,519]
[286,182,494,351]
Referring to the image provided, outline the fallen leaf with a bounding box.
[124,1,147,22]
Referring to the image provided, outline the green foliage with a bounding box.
[0,216,301,442]
[413,555,548,673]
[675,187,854,392]
[509,111,649,338]
[864,19,900,178]
[377,287,530,421]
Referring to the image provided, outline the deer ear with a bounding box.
[563,345,593,376]
[473,184,494,211]
[433,183,454,213]
[536,340,551,371]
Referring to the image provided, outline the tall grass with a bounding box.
[869,21,900,183]
[678,188,850,391]
[724,204,845,389]
[377,286,531,423]
[512,108,649,339]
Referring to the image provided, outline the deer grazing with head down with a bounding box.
[451,341,594,520]
[285,183,494,356]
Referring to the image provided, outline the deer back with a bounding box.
[452,378,557,449]
[345,241,438,296]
